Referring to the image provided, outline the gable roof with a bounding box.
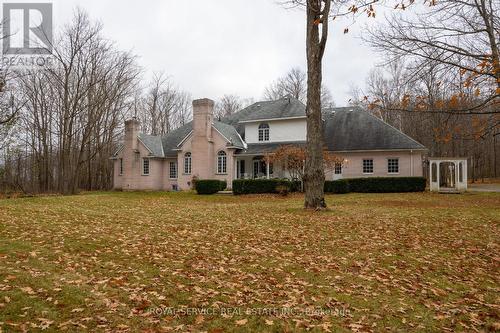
[114,98,426,159]
[132,120,246,158]
[323,107,426,151]
[138,133,164,157]
[212,121,246,149]
[161,122,193,157]
[235,96,306,123]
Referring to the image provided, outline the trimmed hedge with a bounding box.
[324,179,350,194]
[233,177,425,195]
[233,179,299,195]
[195,179,227,194]
[324,177,426,194]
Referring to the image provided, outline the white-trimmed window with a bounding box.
[258,123,270,142]
[119,158,123,175]
[184,152,192,174]
[363,159,373,174]
[169,161,177,179]
[217,151,227,174]
[387,158,399,174]
[334,162,342,175]
[142,158,150,175]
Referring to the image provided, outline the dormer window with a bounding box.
[258,123,270,142]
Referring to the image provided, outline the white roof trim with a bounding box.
[112,145,124,157]
[238,116,306,124]
[331,148,427,153]
[212,124,231,144]
[176,130,193,148]
[236,148,426,157]
[236,131,247,149]
[137,136,155,155]
[212,124,247,149]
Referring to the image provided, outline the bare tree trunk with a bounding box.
[304,0,330,209]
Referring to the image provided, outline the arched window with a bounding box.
[217,151,227,174]
[184,152,192,174]
[258,123,270,142]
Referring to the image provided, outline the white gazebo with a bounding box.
[429,157,468,193]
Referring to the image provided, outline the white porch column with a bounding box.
[462,160,469,190]
[266,162,270,179]
[429,162,433,186]
[234,158,238,180]
[436,161,440,191]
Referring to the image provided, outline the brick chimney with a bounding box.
[125,118,140,151]
[191,99,215,178]
[193,98,214,140]
[123,118,140,189]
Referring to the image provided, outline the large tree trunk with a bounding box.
[304,0,329,209]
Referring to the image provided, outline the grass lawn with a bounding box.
[0,191,499,332]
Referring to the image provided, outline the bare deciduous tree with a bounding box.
[139,73,192,135]
[215,94,242,119]
[1,9,141,194]
[264,67,308,103]
[366,0,500,115]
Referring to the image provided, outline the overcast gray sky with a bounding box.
[52,0,378,105]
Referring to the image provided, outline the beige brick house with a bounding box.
[111,97,426,191]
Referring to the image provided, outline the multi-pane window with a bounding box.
[258,123,270,142]
[334,162,342,175]
[217,151,227,174]
[119,158,123,175]
[363,159,373,174]
[184,152,192,174]
[142,158,150,175]
[169,161,177,179]
[387,158,399,174]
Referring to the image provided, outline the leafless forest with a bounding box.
[0,1,498,194]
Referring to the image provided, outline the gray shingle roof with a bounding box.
[217,96,306,140]
[323,107,426,151]
[115,99,426,158]
[212,121,245,149]
[235,106,426,155]
[133,120,245,158]
[138,133,164,157]
[235,96,306,122]
[161,122,193,157]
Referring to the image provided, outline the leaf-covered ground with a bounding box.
[0,191,499,332]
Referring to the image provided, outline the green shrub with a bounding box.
[195,179,227,194]
[234,177,426,195]
[232,179,297,195]
[290,180,302,192]
[324,177,426,193]
[346,177,426,193]
[324,179,350,194]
